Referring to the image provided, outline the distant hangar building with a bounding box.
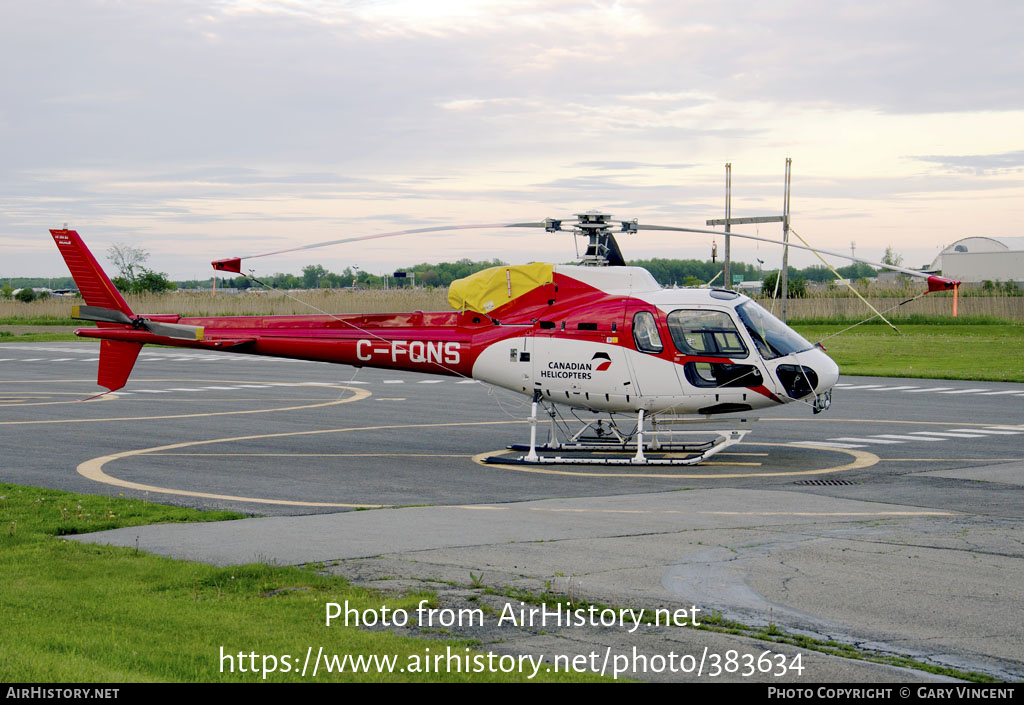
[929,237,1024,284]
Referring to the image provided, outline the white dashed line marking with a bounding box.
[794,440,867,449]
[872,434,945,442]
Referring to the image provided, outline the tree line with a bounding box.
[2,240,880,299]
[188,259,511,291]
[628,258,874,287]
[194,258,879,293]
[2,246,885,299]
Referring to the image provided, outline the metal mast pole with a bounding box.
[780,157,792,321]
[706,162,787,298]
[724,163,732,290]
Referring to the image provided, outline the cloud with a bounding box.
[910,150,1024,175]
[792,173,1024,202]
[3,1,1024,277]
[572,161,696,171]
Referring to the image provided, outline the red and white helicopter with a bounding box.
[50,213,958,466]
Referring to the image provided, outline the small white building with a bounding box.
[736,280,764,293]
[930,237,1024,283]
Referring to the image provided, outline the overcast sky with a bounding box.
[2,0,1022,280]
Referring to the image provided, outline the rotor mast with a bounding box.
[563,211,632,267]
[577,212,615,265]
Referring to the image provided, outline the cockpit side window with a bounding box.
[632,311,663,353]
[667,310,748,359]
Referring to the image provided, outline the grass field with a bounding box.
[792,321,1024,382]
[0,483,604,683]
[766,292,1022,321]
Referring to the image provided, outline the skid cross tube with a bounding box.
[492,410,753,466]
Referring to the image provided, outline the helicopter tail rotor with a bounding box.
[71,305,204,341]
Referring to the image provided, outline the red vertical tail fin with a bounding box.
[97,339,144,393]
[50,229,133,318]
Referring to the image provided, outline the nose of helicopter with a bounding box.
[812,347,840,394]
[771,346,839,402]
[779,346,839,397]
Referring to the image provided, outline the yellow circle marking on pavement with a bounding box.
[147,453,471,457]
[77,419,524,508]
[0,382,370,424]
[68,406,1015,503]
[472,443,878,479]
[0,391,118,406]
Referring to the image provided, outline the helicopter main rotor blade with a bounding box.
[636,223,958,291]
[212,220,567,273]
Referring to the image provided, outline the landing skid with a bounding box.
[482,394,754,466]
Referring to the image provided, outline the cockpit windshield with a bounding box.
[736,301,814,360]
